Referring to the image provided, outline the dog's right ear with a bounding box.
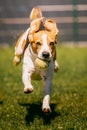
[28,17,44,43]
[29,17,44,34]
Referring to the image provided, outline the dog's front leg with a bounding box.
[22,46,35,94]
[22,70,34,93]
[42,79,52,113]
[42,62,54,112]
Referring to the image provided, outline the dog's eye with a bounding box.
[50,42,55,46]
[36,42,41,46]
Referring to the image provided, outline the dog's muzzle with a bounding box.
[37,47,52,62]
[42,51,51,62]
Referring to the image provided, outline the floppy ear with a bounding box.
[30,7,42,20]
[28,17,44,42]
[44,19,59,36]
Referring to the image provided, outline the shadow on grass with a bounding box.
[19,102,60,125]
[0,100,3,105]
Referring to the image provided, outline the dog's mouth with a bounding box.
[38,57,51,63]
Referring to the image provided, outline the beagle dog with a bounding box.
[13,7,59,113]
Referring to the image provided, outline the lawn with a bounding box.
[0,46,87,130]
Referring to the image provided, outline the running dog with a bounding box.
[13,7,59,112]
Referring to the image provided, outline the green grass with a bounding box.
[0,46,87,130]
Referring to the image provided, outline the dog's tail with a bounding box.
[30,7,42,21]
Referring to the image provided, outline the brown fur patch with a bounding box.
[30,30,57,60]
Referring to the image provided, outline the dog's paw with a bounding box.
[54,61,59,72]
[42,106,51,113]
[24,87,33,94]
[13,55,21,66]
[42,95,51,113]
[54,65,59,72]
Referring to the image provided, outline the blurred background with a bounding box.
[0,0,87,46]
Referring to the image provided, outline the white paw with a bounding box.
[24,87,33,94]
[42,95,51,113]
[54,60,59,72]
[42,106,51,113]
[13,55,21,66]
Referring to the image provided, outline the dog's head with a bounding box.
[28,18,59,61]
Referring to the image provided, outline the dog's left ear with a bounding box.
[44,19,59,36]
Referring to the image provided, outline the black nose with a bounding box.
[42,51,50,59]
